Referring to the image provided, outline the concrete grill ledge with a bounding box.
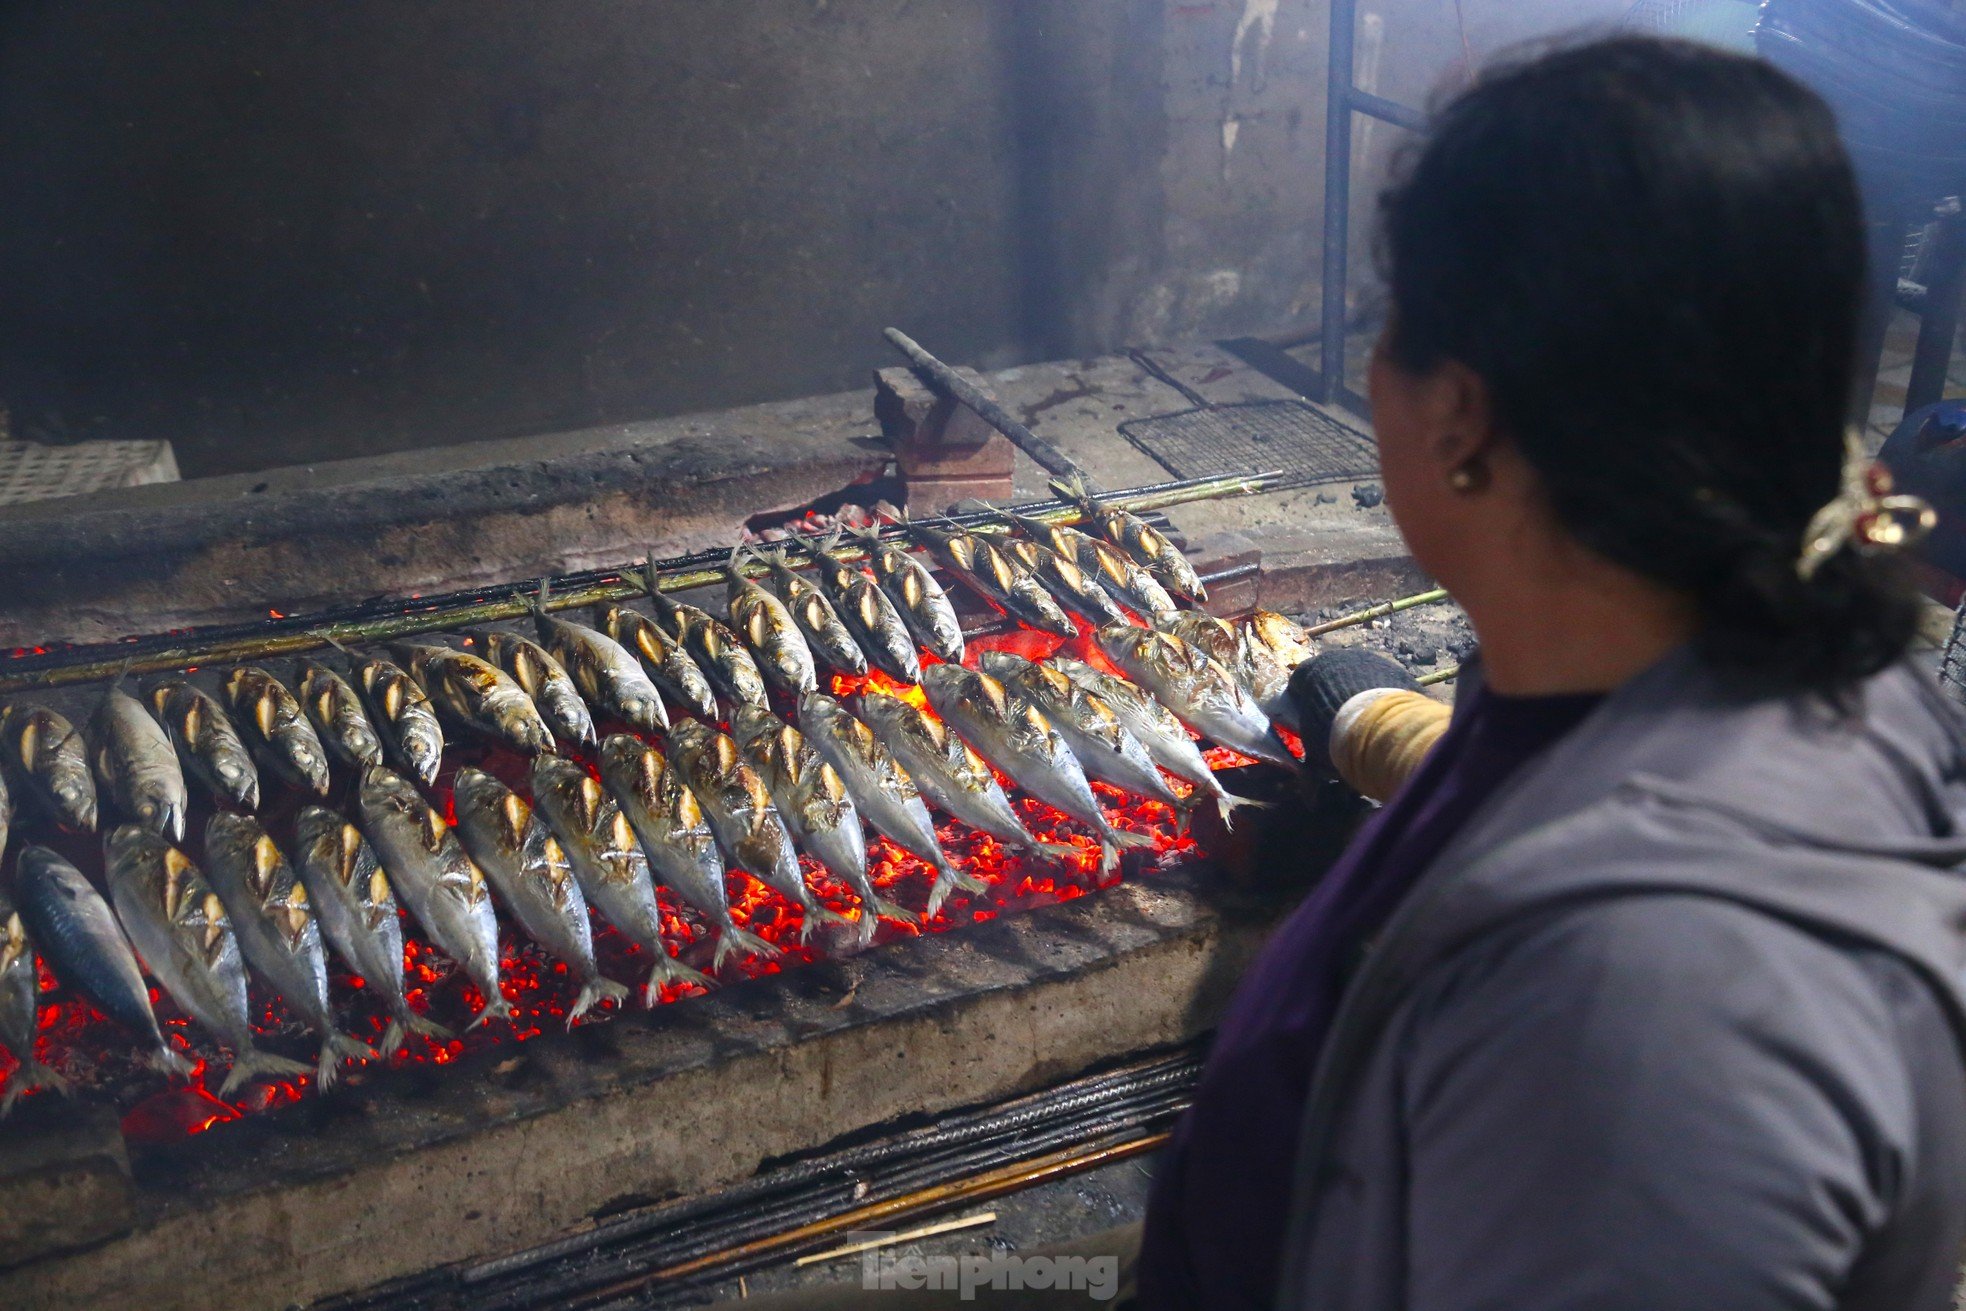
[0,390,891,648]
[0,862,1293,1311]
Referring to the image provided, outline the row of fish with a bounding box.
[0,491,1315,1105]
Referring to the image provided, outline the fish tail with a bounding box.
[0,1059,72,1115]
[642,953,712,1006]
[569,975,632,1025]
[466,994,515,1032]
[381,1005,453,1058]
[1095,827,1157,877]
[797,899,857,944]
[925,862,990,919]
[218,1045,311,1098]
[869,894,917,933]
[315,1033,378,1089]
[712,923,780,971]
[147,1043,197,1081]
[1029,839,1082,863]
[1214,788,1273,832]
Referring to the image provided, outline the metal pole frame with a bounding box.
[1318,0,1427,417]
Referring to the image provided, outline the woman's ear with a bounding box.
[1423,358,1498,476]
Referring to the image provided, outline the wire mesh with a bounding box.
[1117,399,1378,492]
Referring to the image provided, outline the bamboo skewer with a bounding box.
[1416,663,1461,687]
[792,1211,999,1267]
[1304,587,1449,638]
[0,472,1276,695]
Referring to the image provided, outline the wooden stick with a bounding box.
[1304,587,1449,638]
[883,327,1088,483]
[792,1211,999,1267]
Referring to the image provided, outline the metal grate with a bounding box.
[1118,399,1379,492]
[0,438,179,506]
[1941,601,1966,706]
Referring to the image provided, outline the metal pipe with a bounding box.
[882,326,1089,483]
[1348,86,1427,134]
[1320,0,1359,405]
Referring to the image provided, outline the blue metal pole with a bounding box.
[1319,0,1358,406]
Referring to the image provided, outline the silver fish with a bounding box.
[105,826,309,1096]
[851,525,965,664]
[394,642,554,755]
[0,767,7,871]
[755,547,871,677]
[980,652,1183,810]
[727,548,819,695]
[976,507,1129,627]
[1154,610,1242,672]
[224,667,333,797]
[1234,620,1300,731]
[1048,655,1266,829]
[599,734,775,971]
[526,586,669,734]
[904,518,1077,639]
[1073,529,1178,619]
[732,704,912,944]
[353,655,446,788]
[1095,624,1296,768]
[454,768,630,1022]
[356,765,511,1029]
[530,754,709,1002]
[293,806,450,1057]
[639,568,770,710]
[807,530,923,683]
[603,604,720,722]
[796,691,982,917]
[1054,474,1207,604]
[474,628,598,747]
[13,845,191,1078]
[297,661,384,772]
[918,665,1153,877]
[89,682,188,841]
[0,705,95,832]
[856,686,1072,862]
[150,680,259,811]
[667,719,849,942]
[0,884,70,1114]
[205,813,374,1086]
[1243,609,1315,669]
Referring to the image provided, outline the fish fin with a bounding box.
[1095,828,1158,877]
[712,923,780,971]
[864,895,917,942]
[1213,789,1273,831]
[218,1046,310,1098]
[569,976,632,1025]
[0,1059,71,1115]
[925,862,990,919]
[147,1044,197,1081]
[381,1007,452,1058]
[466,995,514,1032]
[1030,840,1083,863]
[315,1033,378,1088]
[796,900,856,944]
[642,953,712,1006]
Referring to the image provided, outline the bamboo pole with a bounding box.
[1417,663,1460,687]
[0,472,1278,694]
[1304,587,1449,638]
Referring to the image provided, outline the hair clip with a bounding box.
[1796,429,1937,581]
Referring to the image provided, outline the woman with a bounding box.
[1141,36,1966,1311]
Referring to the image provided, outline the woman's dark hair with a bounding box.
[1379,35,1919,694]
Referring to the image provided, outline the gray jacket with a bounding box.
[1276,653,1966,1311]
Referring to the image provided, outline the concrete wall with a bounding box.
[0,1,1626,479]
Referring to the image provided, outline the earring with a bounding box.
[1447,460,1488,494]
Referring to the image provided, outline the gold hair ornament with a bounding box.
[1795,429,1937,581]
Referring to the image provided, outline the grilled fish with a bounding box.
[755,547,870,677]
[1153,610,1242,671]
[1237,611,1314,730]
[919,665,1152,877]
[0,884,70,1114]
[1096,624,1295,768]
[638,568,770,710]
[974,507,1129,627]
[525,584,668,733]
[14,845,191,1078]
[980,652,1182,810]
[150,680,259,811]
[726,548,819,695]
[598,734,775,971]
[732,704,911,944]
[904,518,1077,639]
[454,768,630,1021]
[474,628,598,747]
[806,530,923,683]
[0,767,7,872]
[224,667,333,796]
[353,655,446,788]
[1048,656,1265,828]
[856,686,1072,862]
[0,705,95,832]
[205,814,374,1086]
[297,661,384,772]
[90,681,188,840]
[1053,474,1207,604]
[602,604,719,722]
[1243,609,1315,669]
[1073,530,1178,619]
[850,526,965,664]
[529,755,709,1001]
[294,807,449,1056]
[796,691,982,917]
[105,826,309,1096]
[394,642,554,755]
[668,719,849,942]
[356,766,511,1029]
